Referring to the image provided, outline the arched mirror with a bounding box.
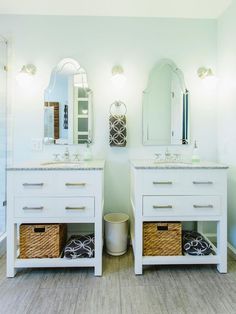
[143,59,189,145]
[44,58,93,145]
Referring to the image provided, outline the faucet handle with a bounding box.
[155,153,162,161]
[73,154,80,162]
[53,154,60,161]
[63,147,70,161]
[165,148,171,155]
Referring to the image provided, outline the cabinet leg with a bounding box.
[94,219,102,276]
[217,263,227,274]
[217,219,227,274]
[135,263,143,275]
[7,266,16,278]
[94,265,102,276]
[7,223,17,278]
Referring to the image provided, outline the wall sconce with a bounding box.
[197,66,218,89]
[197,67,214,79]
[111,65,126,89]
[16,64,37,87]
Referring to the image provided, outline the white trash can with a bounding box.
[104,213,129,256]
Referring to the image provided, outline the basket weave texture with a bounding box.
[143,222,182,256]
[20,224,67,258]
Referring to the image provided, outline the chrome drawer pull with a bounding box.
[193,205,214,209]
[23,206,44,210]
[65,206,86,210]
[65,183,86,187]
[193,181,213,185]
[22,183,44,187]
[153,205,173,209]
[153,181,173,185]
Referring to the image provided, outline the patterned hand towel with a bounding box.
[64,234,95,259]
[109,114,127,147]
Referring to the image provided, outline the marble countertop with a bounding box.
[7,160,105,171]
[130,159,228,169]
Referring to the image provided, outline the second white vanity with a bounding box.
[130,160,228,274]
[7,160,104,277]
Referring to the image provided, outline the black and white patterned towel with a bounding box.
[64,234,95,259]
[109,114,127,147]
[182,230,213,256]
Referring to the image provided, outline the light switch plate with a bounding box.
[31,138,43,151]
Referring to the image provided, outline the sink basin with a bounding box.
[41,161,83,167]
[153,161,192,166]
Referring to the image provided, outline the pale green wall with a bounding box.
[0,15,218,216]
[218,0,236,248]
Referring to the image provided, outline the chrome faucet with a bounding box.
[165,148,171,161]
[63,147,70,162]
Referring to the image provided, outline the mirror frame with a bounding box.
[142,59,189,146]
[44,58,93,145]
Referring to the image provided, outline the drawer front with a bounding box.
[14,197,94,218]
[143,195,221,217]
[13,172,51,196]
[139,169,226,195]
[12,171,101,196]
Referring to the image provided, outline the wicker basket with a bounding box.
[20,224,67,259]
[143,222,182,256]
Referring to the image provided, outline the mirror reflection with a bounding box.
[143,59,189,146]
[44,58,93,145]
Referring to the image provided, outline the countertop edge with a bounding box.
[7,160,105,171]
[129,159,229,170]
[7,167,104,171]
[132,165,229,170]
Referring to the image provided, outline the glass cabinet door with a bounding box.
[73,87,92,144]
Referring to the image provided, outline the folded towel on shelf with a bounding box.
[182,230,213,256]
[109,114,127,147]
[64,234,95,259]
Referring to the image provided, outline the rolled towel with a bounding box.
[182,230,212,256]
[64,234,95,259]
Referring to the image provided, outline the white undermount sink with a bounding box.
[41,161,83,167]
[153,161,192,166]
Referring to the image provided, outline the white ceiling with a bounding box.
[0,0,231,19]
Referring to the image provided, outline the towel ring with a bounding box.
[109,101,127,116]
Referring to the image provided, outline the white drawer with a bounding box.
[13,171,101,196]
[14,197,94,218]
[139,169,225,195]
[143,195,221,217]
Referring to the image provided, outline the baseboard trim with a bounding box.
[227,242,236,259]
[204,233,216,242]
[201,233,236,260]
[0,233,6,257]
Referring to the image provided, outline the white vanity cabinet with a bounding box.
[7,161,104,277]
[130,160,228,275]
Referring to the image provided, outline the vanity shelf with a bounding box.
[7,161,105,277]
[130,160,228,274]
[15,257,96,269]
[142,254,219,266]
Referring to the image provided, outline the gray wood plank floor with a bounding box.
[0,249,236,314]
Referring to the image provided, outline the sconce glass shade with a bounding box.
[21,64,37,76]
[16,64,37,87]
[197,67,214,79]
[111,65,126,89]
[197,66,218,89]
